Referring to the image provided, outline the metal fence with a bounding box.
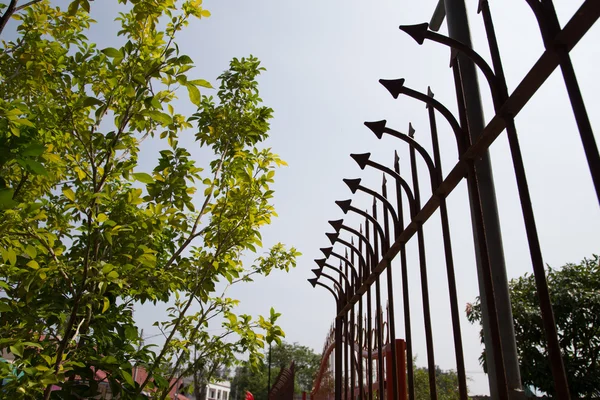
[307,1,599,399]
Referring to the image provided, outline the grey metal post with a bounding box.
[431,1,524,399]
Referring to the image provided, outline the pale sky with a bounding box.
[9,0,600,396]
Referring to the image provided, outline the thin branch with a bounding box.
[0,0,18,37]
[14,0,43,12]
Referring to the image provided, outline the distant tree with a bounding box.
[230,341,320,400]
[413,360,462,400]
[466,255,600,398]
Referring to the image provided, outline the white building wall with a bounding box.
[206,381,231,400]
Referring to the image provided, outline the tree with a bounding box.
[412,358,463,400]
[466,255,600,398]
[0,1,299,399]
[230,341,321,400]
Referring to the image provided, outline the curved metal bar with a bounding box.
[343,178,399,227]
[325,249,360,285]
[399,22,499,99]
[364,121,440,189]
[313,268,345,295]
[314,259,353,292]
[378,80,467,153]
[308,278,339,303]
[330,220,374,257]
[336,200,387,252]
[350,153,417,216]
[327,233,369,276]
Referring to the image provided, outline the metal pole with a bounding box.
[336,306,343,400]
[438,0,523,398]
[268,343,272,399]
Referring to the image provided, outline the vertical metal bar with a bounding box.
[443,1,522,397]
[381,177,399,399]
[426,88,468,400]
[361,226,374,400]
[530,0,600,204]
[479,2,571,398]
[394,154,415,400]
[350,296,356,400]
[453,60,509,400]
[408,127,438,400]
[344,294,349,400]
[372,202,385,397]
[335,310,343,400]
[353,238,365,400]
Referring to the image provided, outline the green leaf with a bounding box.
[0,189,17,209]
[154,374,169,389]
[97,213,108,223]
[67,0,80,15]
[62,187,76,202]
[189,79,213,89]
[101,47,122,58]
[200,9,211,17]
[177,55,193,65]
[146,111,172,125]
[82,97,104,107]
[132,172,154,184]
[25,245,37,259]
[21,143,45,157]
[10,343,24,358]
[121,370,135,387]
[102,297,110,313]
[107,271,119,280]
[2,248,17,265]
[24,159,48,176]
[0,303,11,313]
[186,84,201,106]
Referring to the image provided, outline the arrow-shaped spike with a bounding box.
[326,232,339,245]
[315,258,327,267]
[308,278,318,287]
[329,219,344,232]
[364,120,387,139]
[409,122,415,138]
[426,86,435,109]
[399,22,429,45]
[335,199,352,214]
[350,153,371,170]
[320,247,333,258]
[394,150,400,166]
[311,268,322,278]
[343,178,362,194]
[379,79,405,99]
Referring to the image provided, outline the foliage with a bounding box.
[466,255,600,398]
[230,341,321,400]
[0,1,300,399]
[413,360,462,400]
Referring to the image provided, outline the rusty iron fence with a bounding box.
[307,1,599,399]
[269,362,296,400]
[311,313,407,400]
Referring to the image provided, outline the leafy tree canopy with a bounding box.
[0,0,299,399]
[230,341,321,400]
[466,255,600,398]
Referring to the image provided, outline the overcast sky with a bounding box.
[14,0,600,395]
